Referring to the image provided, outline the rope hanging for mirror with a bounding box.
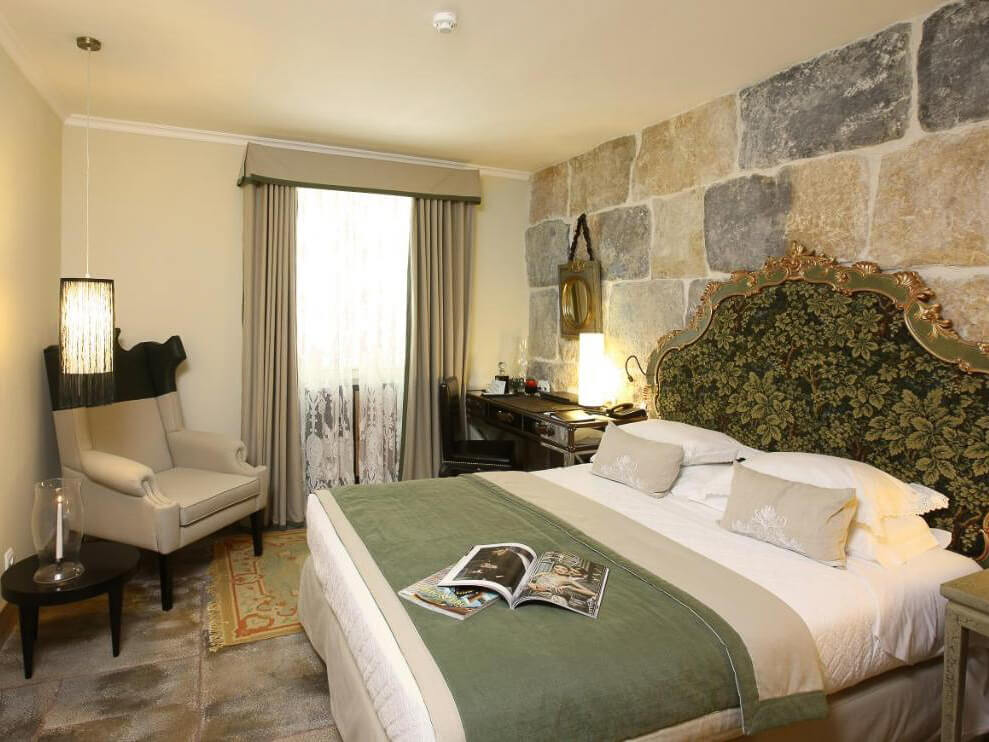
[567,213,594,263]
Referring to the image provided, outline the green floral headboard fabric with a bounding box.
[651,246,989,561]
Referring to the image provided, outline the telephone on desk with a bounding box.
[602,403,646,420]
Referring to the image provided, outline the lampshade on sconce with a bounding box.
[578,332,608,407]
[58,277,115,407]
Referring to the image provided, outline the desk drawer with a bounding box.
[491,408,521,429]
[530,418,568,448]
[465,395,486,419]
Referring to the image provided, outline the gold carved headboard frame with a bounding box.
[650,242,989,560]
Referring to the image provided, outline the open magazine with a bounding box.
[399,565,500,620]
[438,543,609,619]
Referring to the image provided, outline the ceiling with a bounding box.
[0,0,945,172]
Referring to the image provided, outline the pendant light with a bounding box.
[59,36,115,408]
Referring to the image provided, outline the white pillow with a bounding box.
[668,463,734,501]
[691,452,946,538]
[846,515,941,567]
[617,420,747,466]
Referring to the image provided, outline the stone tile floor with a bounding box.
[0,531,340,741]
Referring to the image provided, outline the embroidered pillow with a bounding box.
[720,463,857,567]
[591,424,683,494]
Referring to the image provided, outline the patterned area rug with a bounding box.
[208,528,309,651]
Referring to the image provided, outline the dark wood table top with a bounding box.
[1,542,140,606]
[475,393,582,414]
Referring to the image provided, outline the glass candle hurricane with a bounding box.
[31,478,85,584]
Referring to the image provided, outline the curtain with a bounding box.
[242,184,304,526]
[297,188,411,493]
[400,199,475,480]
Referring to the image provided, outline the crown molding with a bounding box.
[0,11,65,118]
[63,114,531,181]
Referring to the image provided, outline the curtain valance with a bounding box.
[238,143,482,203]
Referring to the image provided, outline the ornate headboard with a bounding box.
[649,244,989,561]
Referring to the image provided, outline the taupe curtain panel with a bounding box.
[400,198,474,480]
[239,143,481,203]
[242,183,305,526]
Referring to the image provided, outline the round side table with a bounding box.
[0,541,140,679]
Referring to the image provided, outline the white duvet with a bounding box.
[305,464,981,742]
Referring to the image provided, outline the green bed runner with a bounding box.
[328,474,825,741]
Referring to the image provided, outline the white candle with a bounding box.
[55,496,63,562]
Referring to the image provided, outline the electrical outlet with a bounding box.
[3,548,14,573]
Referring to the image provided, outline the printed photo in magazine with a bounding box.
[439,543,609,618]
[398,565,500,620]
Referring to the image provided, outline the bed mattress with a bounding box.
[304,464,984,741]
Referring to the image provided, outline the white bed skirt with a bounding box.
[299,555,989,742]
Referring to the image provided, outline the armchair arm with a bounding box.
[166,429,263,477]
[79,450,158,498]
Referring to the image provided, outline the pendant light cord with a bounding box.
[84,45,92,278]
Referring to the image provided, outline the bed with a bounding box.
[298,243,989,741]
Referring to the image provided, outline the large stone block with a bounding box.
[704,175,791,272]
[588,205,650,280]
[632,96,737,199]
[525,219,569,287]
[922,272,989,342]
[780,155,869,262]
[870,128,989,267]
[605,279,685,370]
[651,189,707,278]
[569,136,636,215]
[739,25,911,168]
[527,359,577,393]
[529,162,568,223]
[919,0,989,131]
[528,288,559,359]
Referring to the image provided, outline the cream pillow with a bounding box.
[591,424,683,494]
[846,515,942,567]
[720,463,857,567]
[616,420,748,465]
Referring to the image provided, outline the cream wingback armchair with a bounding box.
[44,333,268,610]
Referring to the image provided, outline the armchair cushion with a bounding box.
[79,449,157,498]
[87,398,174,472]
[155,467,259,526]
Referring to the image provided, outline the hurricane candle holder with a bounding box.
[31,478,85,584]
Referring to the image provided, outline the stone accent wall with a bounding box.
[524,0,989,400]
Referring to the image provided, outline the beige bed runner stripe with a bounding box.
[479,471,824,703]
[317,492,467,742]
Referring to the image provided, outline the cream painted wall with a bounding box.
[61,127,529,435]
[61,128,244,438]
[468,175,530,388]
[0,45,62,600]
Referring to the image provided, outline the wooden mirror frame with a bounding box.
[558,259,602,337]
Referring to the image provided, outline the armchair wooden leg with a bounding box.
[250,511,264,557]
[158,553,173,612]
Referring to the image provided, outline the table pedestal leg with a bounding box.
[18,604,38,679]
[108,584,123,657]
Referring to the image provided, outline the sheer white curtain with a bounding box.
[297,188,411,492]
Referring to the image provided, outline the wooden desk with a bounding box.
[466,391,645,469]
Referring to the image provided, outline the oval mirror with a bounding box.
[561,277,591,328]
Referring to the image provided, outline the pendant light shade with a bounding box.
[58,277,115,407]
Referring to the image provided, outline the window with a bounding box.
[296,188,412,490]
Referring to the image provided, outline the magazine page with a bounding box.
[438,543,537,603]
[513,551,609,619]
[399,565,500,620]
